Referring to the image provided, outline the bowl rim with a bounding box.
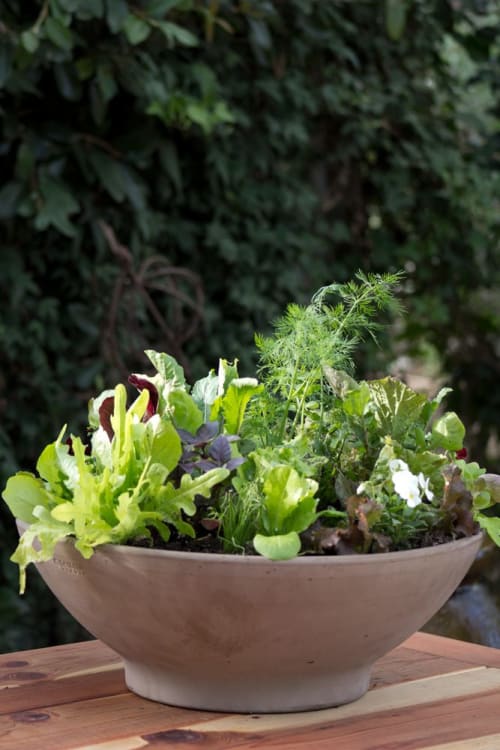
[56,529,485,568]
[16,520,483,568]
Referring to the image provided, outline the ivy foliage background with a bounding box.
[1,0,500,649]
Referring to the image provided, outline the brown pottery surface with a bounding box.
[23,527,483,713]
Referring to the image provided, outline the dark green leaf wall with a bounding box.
[1,0,500,648]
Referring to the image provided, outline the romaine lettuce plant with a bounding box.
[3,272,500,592]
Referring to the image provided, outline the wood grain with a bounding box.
[2,634,500,750]
[425,736,500,750]
[405,632,500,667]
[180,667,500,733]
[0,641,126,714]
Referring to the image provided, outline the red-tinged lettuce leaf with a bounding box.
[99,396,115,440]
[128,373,159,419]
[440,465,478,537]
[304,521,390,555]
[302,497,390,554]
[200,518,220,531]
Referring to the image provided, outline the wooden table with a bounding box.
[2,632,500,749]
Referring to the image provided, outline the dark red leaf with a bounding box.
[128,374,159,420]
[99,396,115,440]
[200,518,220,531]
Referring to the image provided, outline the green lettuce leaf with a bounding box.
[2,473,52,524]
[145,349,185,387]
[367,377,429,441]
[158,468,230,517]
[222,377,263,435]
[191,370,219,422]
[253,531,301,560]
[167,389,203,433]
[431,411,465,451]
[12,507,73,594]
[262,465,318,534]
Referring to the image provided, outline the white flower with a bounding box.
[357,482,366,495]
[389,458,408,473]
[392,469,422,508]
[417,472,434,501]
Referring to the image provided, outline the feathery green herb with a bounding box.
[253,271,404,444]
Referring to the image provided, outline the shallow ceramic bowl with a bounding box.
[23,528,482,713]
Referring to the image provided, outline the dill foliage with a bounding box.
[253,271,404,443]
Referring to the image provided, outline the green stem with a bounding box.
[278,358,299,442]
[33,1,49,33]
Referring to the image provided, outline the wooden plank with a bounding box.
[2,635,500,749]
[0,667,126,715]
[0,636,484,715]
[370,644,479,689]
[181,667,500,734]
[241,692,500,750]
[425,735,500,750]
[171,691,500,750]
[0,641,126,715]
[0,640,121,687]
[406,632,500,668]
[76,740,148,750]
[0,694,222,750]
[2,664,498,750]
[61,688,500,750]
[0,642,471,716]
[0,638,476,719]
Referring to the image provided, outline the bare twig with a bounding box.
[98,220,205,380]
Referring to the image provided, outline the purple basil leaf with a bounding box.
[209,434,232,465]
[181,448,198,461]
[195,459,218,472]
[179,459,200,474]
[177,427,197,444]
[128,374,159,419]
[226,457,246,471]
[195,421,219,444]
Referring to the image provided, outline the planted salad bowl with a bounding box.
[5,273,500,712]
[20,521,482,712]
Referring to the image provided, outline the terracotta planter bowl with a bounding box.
[24,528,483,713]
